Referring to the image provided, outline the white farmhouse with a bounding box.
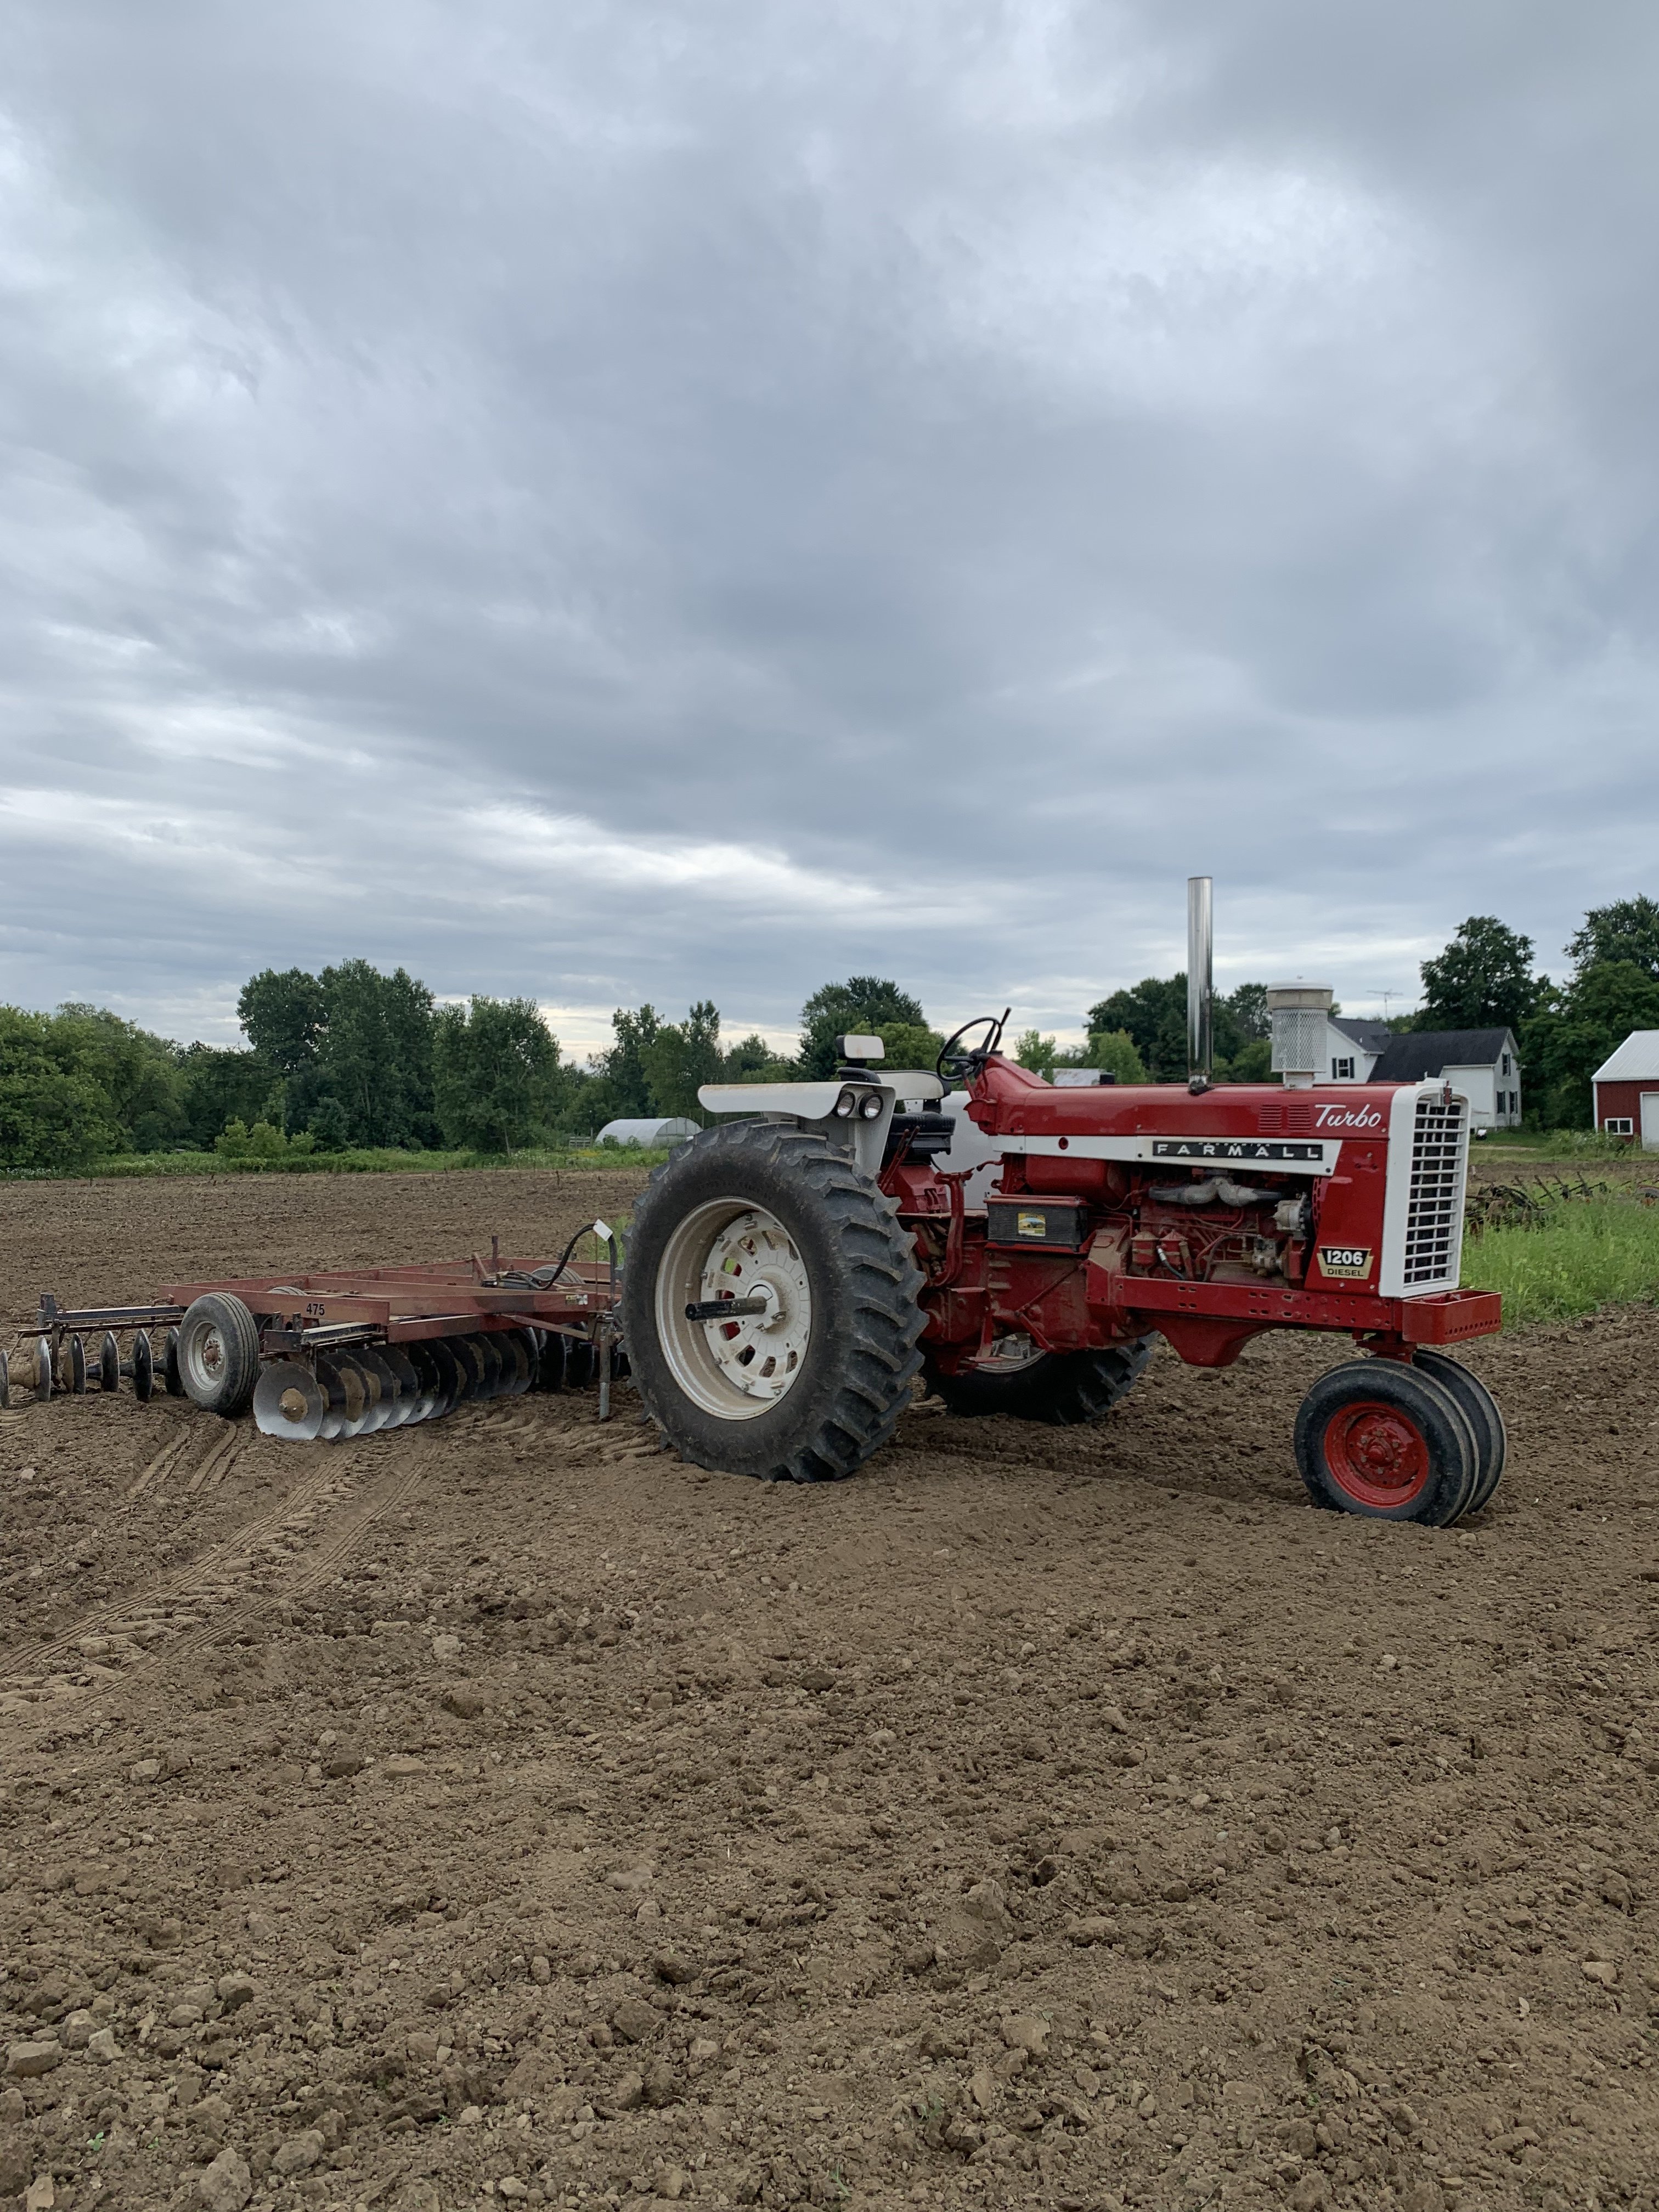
[1366,1029,1523,1128]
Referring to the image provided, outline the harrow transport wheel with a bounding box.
[1412,1351,1506,1513]
[923,1334,1156,1424]
[1295,1359,1477,1526]
[176,1294,261,1418]
[623,1121,926,1483]
[132,1330,154,1403]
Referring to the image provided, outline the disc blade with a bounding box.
[34,1336,52,1403]
[312,1355,352,1440]
[70,1335,87,1394]
[536,1331,568,1393]
[99,1330,121,1392]
[380,1345,426,1423]
[253,1359,329,1442]
[473,1333,505,1398]
[132,1329,154,1403]
[418,1336,461,1418]
[356,1347,407,1428]
[449,1336,485,1401]
[328,1354,375,1437]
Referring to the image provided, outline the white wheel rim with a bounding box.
[182,1319,228,1394]
[655,1199,813,1420]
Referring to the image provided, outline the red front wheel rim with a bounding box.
[1322,1398,1431,1510]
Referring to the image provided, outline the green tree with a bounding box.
[237,968,326,1076]
[49,1005,185,1151]
[1221,1037,1273,1082]
[1015,1030,1058,1079]
[0,1009,120,1170]
[592,1006,663,1120]
[875,1019,945,1073]
[798,979,927,1079]
[1226,983,1270,1042]
[177,1045,279,1149]
[1416,917,1543,1032]
[1086,978,1187,1080]
[317,961,437,1148]
[1085,1028,1149,1084]
[721,1032,795,1083]
[642,1001,723,1121]
[1522,961,1659,1127]
[433,996,562,1153]
[1565,896,1659,980]
[306,1095,351,1152]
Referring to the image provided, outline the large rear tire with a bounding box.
[923,1334,1155,1424]
[1295,1359,1477,1526]
[623,1122,926,1482]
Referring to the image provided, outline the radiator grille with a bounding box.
[1402,1094,1467,1286]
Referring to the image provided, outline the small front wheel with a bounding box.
[176,1293,262,1418]
[1295,1359,1477,1526]
[1412,1351,1506,1513]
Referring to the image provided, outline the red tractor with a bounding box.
[622,891,1504,1525]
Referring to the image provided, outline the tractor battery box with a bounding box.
[985,1197,1091,1251]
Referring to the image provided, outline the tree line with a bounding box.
[1406,897,1659,1126]
[1,894,1651,1170]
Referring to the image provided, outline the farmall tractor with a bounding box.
[622,882,1505,1525]
[10,885,1504,1524]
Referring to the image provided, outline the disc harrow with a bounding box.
[8,1223,624,1443]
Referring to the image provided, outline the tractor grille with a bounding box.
[1402,1094,1467,1286]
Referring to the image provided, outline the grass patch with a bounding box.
[2,1144,670,1183]
[1463,1200,1659,1326]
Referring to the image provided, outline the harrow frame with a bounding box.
[10,1235,628,1429]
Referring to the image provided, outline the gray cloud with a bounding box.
[2,0,1655,1054]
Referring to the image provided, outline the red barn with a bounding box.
[1591,1031,1659,1149]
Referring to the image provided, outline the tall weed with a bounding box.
[1463,1201,1659,1325]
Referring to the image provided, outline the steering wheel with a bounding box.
[936,1014,1006,1086]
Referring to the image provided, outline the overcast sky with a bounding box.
[2,2,1656,1058]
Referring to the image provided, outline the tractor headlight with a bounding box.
[859,1094,883,1120]
[834,1089,858,1119]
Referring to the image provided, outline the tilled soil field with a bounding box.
[1,1172,1657,2212]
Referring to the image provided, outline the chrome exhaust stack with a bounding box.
[1187,874,1214,1092]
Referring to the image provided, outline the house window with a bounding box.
[1331,1057,1355,1080]
[1502,1053,1511,1076]
[1605,1117,1634,1136]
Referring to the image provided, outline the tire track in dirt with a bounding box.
[0,1446,355,1720]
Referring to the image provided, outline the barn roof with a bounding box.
[1591,1030,1659,1084]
